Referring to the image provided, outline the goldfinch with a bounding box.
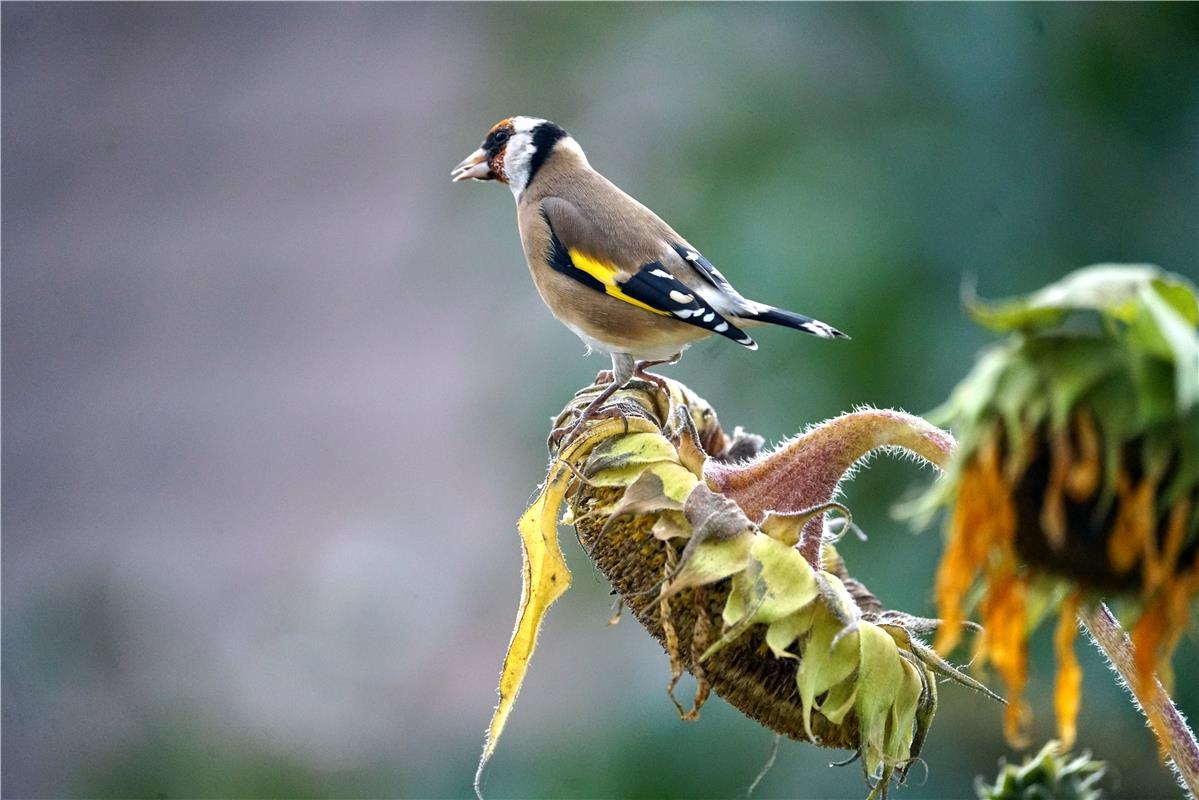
[452,116,847,436]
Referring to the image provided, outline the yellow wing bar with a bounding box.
[569,248,671,317]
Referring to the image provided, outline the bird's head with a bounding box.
[451,116,584,197]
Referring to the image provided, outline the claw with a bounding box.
[548,402,631,451]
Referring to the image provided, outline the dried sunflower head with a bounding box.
[478,376,998,798]
[912,264,1199,748]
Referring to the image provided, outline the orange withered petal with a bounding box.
[1041,422,1074,551]
[1054,592,1083,749]
[1108,469,1157,576]
[1145,498,1193,594]
[1131,589,1171,748]
[935,435,1015,654]
[978,563,1030,747]
[1064,409,1101,501]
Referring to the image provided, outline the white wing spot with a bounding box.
[744,301,772,315]
[714,321,729,333]
[802,320,838,338]
[669,290,694,304]
[703,312,715,323]
[685,250,700,261]
[650,268,673,279]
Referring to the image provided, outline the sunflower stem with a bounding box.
[1079,603,1199,798]
[705,408,955,571]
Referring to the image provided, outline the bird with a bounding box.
[451,116,847,441]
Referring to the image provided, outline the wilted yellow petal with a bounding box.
[1108,470,1156,575]
[1131,591,1170,746]
[650,510,690,541]
[935,436,1014,654]
[1129,570,1198,746]
[603,469,683,519]
[978,566,1030,747]
[1145,497,1192,594]
[673,412,710,479]
[651,462,702,505]
[1040,423,1072,551]
[601,462,700,526]
[476,417,655,794]
[1065,409,1101,501]
[1054,592,1082,749]
[712,536,823,658]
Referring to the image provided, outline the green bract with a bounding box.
[935,264,1199,519]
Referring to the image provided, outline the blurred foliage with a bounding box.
[976,740,1107,800]
[84,723,348,800]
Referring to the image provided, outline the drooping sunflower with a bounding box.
[478,376,998,798]
[914,265,1199,750]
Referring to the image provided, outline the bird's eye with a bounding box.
[494,130,510,145]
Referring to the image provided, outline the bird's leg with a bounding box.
[549,353,636,448]
[631,353,681,392]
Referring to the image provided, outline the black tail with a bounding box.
[743,305,849,340]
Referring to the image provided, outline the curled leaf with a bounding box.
[475,416,656,795]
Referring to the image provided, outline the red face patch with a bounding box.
[481,119,516,184]
[488,146,508,183]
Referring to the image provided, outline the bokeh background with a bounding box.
[4,3,1197,798]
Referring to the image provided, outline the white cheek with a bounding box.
[505,141,536,196]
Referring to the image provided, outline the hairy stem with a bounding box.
[705,409,955,568]
[1080,603,1199,798]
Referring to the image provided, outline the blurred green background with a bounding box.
[3,3,1197,798]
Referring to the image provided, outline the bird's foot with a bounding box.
[631,357,679,395]
[548,404,630,451]
[548,379,627,451]
[546,422,575,451]
[632,369,669,392]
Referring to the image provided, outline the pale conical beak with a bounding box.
[451,148,492,182]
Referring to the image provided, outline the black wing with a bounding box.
[542,212,757,349]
